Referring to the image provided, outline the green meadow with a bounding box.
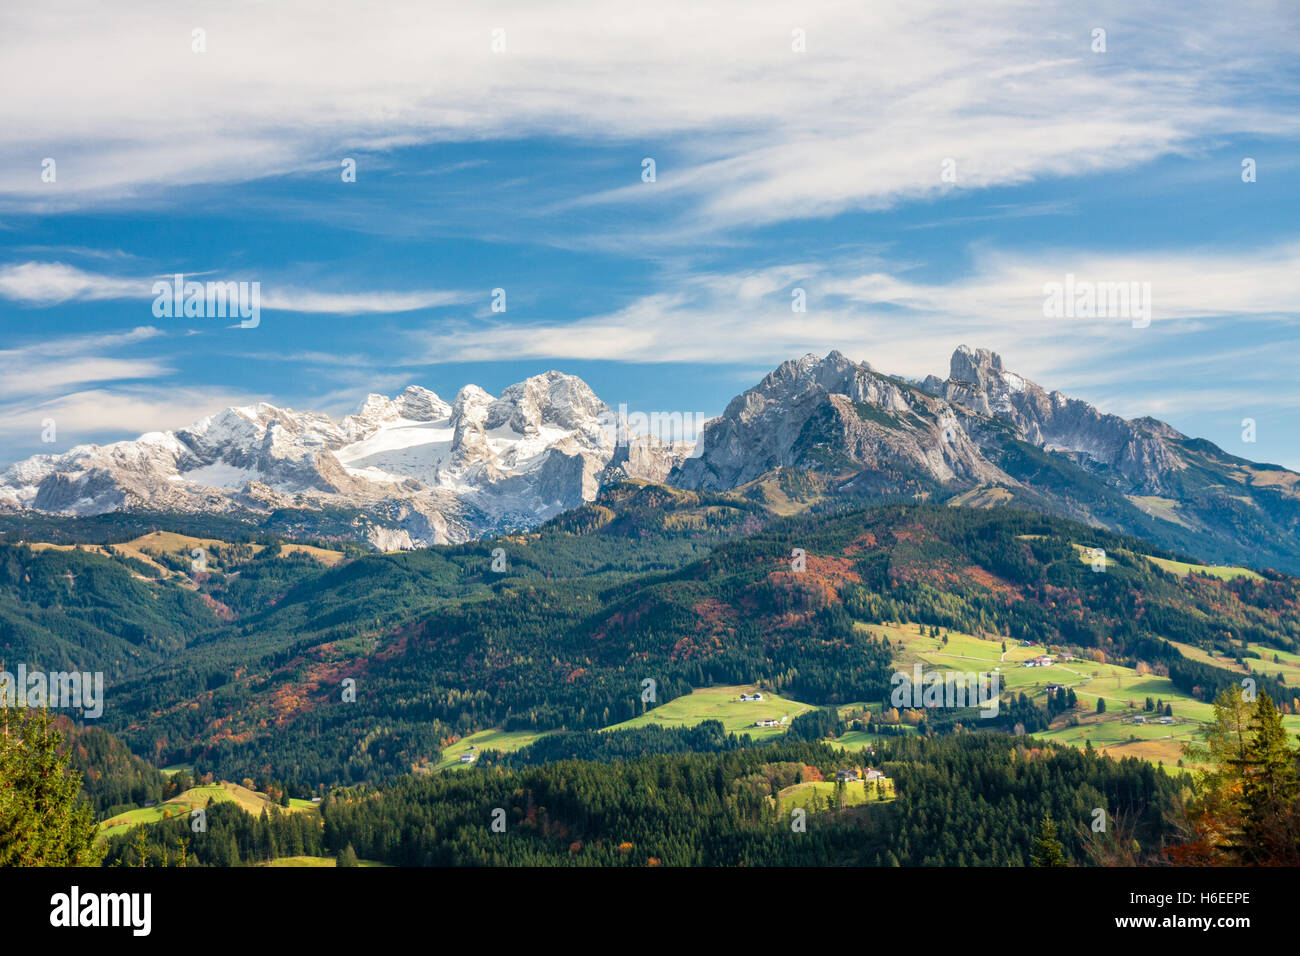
[98,781,316,841]
[1065,540,1262,581]
[430,727,548,771]
[603,684,812,739]
[867,620,1300,765]
[776,778,893,814]
[259,855,387,867]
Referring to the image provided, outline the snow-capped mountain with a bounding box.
[0,372,692,549]
[5,348,1300,568]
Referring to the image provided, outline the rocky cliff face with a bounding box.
[672,350,1011,492]
[673,346,1300,570]
[924,346,1183,494]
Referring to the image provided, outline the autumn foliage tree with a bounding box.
[1178,689,1300,865]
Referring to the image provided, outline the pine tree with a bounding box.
[1229,693,1300,864]
[0,707,105,866]
[1030,813,1069,867]
[131,826,151,867]
[1180,688,1255,862]
[337,843,359,867]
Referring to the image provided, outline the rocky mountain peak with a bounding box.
[394,385,450,422]
[950,345,1004,385]
[5,350,1296,566]
[492,370,607,435]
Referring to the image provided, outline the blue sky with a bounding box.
[2,1,1299,467]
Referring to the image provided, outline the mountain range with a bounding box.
[4,346,1298,570]
[0,372,689,550]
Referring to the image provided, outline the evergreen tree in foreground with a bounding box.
[1030,813,1069,867]
[0,707,105,866]
[1228,693,1300,865]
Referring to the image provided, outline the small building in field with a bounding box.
[755,718,783,728]
[459,751,479,763]
[863,769,887,782]
[835,769,861,782]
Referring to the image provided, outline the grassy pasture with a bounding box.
[430,727,547,771]
[98,780,316,841]
[1065,540,1261,581]
[1142,554,1263,581]
[33,531,347,582]
[856,619,1300,765]
[776,778,892,814]
[259,855,387,867]
[603,684,812,740]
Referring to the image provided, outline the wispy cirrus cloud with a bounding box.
[0,386,260,448]
[0,261,144,304]
[413,240,1300,378]
[0,261,473,313]
[260,287,474,314]
[1,0,1296,233]
[0,326,168,397]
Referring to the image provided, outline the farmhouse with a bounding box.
[459,751,479,763]
[739,692,765,702]
[835,769,861,782]
[863,769,886,781]
[755,718,783,728]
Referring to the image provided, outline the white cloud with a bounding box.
[410,241,1300,386]
[0,261,472,313]
[0,261,144,303]
[0,326,168,398]
[0,386,258,447]
[1,0,1295,230]
[0,358,173,399]
[260,287,475,314]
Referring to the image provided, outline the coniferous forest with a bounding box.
[2,488,1299,869]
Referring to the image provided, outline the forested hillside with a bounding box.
[109,733,1187,867]
[3,484,1286,792]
